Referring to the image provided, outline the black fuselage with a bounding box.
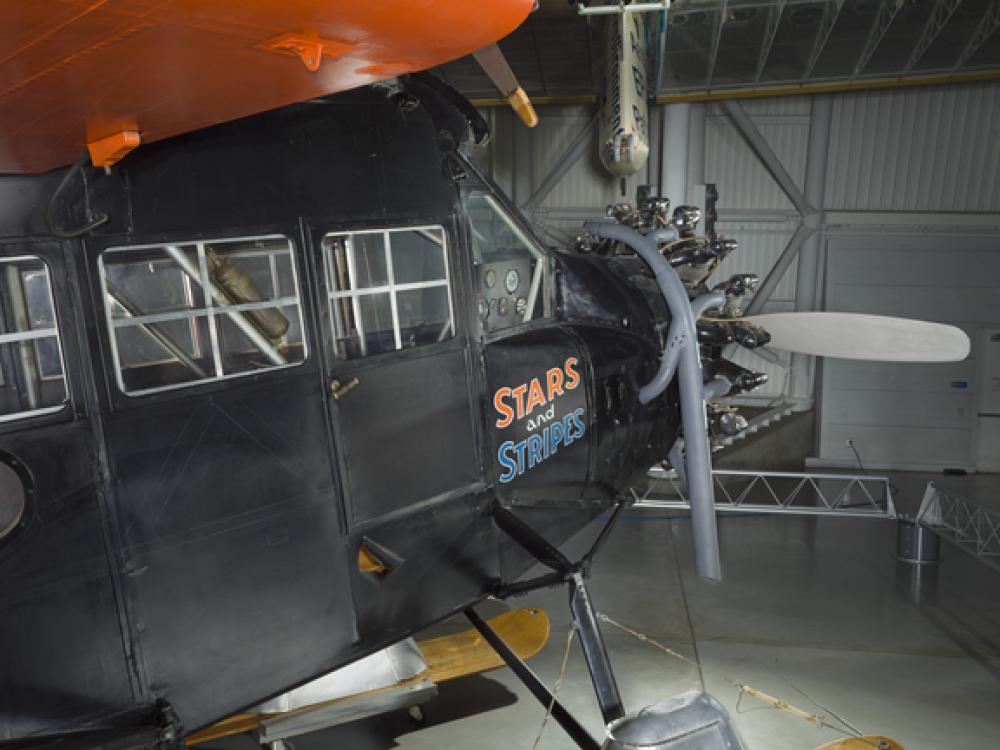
[0,81,675,746]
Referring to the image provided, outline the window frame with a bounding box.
[459,175,555,341]
[465,190,549,328]
[0,254,70,423]
[98,233,310,398]
[322,224,456,360]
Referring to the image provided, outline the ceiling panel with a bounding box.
[435,0,1000,99]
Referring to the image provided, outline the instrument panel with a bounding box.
[477,258,532,332]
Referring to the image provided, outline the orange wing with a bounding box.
[0,0,534,173]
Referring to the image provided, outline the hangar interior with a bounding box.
[2,2,1000,750]
[217,4,1000,748]
[284,4,1000,748]
[252,96,1000,748]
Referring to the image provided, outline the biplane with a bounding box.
[0,2,968,749]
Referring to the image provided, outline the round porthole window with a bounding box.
[0,460,27,540]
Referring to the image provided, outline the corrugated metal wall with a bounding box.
[481,80,1000,225]
[826,83,1000,212]
[705,99,810,212]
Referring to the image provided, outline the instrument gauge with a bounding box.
[497,297,510,316]
[477,296,490,322]
[515,297,528,316]
[484,268,496,289]
[504,268,520,294]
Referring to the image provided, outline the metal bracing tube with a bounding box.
[721,100,816,217]
[464,608,600,750]
[643,316,685,404]
[577,1,671,15]
[668,437,687,487]
[5,266,40,409]
[692,290,726,319]
[163,246,286,367]
[583,220,721,580]
[642,290,727,404]
[744,221,817,316]
[106,282,209,379]
[703,375,732,401]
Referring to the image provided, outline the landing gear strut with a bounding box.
[474,500,744,750]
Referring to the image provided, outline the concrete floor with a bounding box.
[213,474,1000,750]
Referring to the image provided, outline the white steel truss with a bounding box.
[636,467,897,518]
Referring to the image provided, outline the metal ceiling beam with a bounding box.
[904,0,964,73]
[520,112,599,214]
[803,0,844,81]
[952,0,1000,71]
[706,0,729,88]
[721,99,816,216]
[754,0,785,82]
[854,0,904,76]
[468,70,1000,108]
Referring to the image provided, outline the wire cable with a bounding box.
[45,152,109,238]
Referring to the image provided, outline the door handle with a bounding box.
[330,377,359,401]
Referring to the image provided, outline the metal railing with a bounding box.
[635,466,897,519]
[916,482,1000,573]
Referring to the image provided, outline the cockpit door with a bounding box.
[312,222,482,529]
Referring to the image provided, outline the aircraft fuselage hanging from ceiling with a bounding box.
[599,11,651,178]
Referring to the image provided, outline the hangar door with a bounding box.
[817,233,1000,471]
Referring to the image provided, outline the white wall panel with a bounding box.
[825,82,1000,212]
[816,233,1000,470]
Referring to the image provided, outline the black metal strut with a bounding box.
[484,501,628,739]
[464,608,600,750]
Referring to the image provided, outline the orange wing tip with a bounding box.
[506,87,538,128]
[257,33,356,72]
[87,131,141,168]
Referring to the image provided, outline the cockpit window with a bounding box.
[0,256,68,422]
[323,226,455,360]
[464,191,547,334]
[100,236,307,395]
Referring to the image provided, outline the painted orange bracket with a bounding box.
[87,130,141,168]
[257,33,356,72]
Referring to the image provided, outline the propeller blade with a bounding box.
[744,312,970,362]
[472,43,538,127]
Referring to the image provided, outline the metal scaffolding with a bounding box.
[916,482,1000,573]
[636,467,897,518]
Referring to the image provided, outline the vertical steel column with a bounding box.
[661,102,690,206]
[790,95,832,403]
[686,103,706,204]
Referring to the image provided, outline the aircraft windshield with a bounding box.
[0,256,67,422]
[464,191,546,333]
